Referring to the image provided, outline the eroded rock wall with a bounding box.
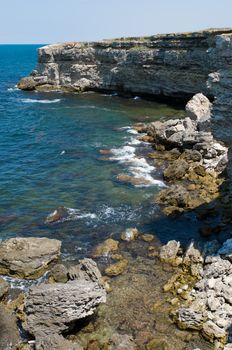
[27,29,231,99]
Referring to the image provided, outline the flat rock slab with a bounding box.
[0,237,61,279]
[24,280,106,338]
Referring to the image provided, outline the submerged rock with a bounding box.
[0,237,61,279]
[120,228,139,241]
[45,207,69,224]
[105,259,129,277]
[92,238,119,258]
[35,334,83,350]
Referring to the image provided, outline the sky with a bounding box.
[0,0,232,44]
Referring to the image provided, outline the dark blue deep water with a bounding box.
[0,45,202,258]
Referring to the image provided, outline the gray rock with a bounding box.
[49,263,68,283]
[159,240,180,263]
[176,308,205,330]
[202,320,227,341]
[24,279,106,338]
[68,258,103,286]
[185,93,212,123]
[183,241,204,266]
[0,237,61,279]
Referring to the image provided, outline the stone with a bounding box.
[92,238,119,258]
[0,277,9,299]
[35,334,83,350]
[105,259,128,277]
[183,241,204,266]
[185,93,212,123]
[49,264,68,283]
[141,234,154,242]
[159,240,180,264]
[163,159,189,181]
[120,228,139,241]
[202,320,227,342]
[176,308,205,330]
[24,279,106,338]
[17,76,38,90]
[116,173,151,186]
[45,207,69,224]
[0,305,20,350]
[0,237,61,279]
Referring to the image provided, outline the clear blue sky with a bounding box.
[1,0,232,44]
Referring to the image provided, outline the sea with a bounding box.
[0,45,203,261]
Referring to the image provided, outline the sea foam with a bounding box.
[21,98,61,104]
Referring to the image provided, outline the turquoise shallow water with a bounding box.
[0,45,202,258]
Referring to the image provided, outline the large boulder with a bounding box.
[24,279,106,338]
[185,93,212,123]
[0,237,61,279]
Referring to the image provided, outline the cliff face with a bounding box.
[18,29,232,185]
[22,29,231,99]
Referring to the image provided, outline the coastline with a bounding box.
[1,28,232,349]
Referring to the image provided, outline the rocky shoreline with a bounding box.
[11,28,232,349]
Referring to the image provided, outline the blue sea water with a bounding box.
[0,45,202,258]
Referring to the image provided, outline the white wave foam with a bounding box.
[110,139,165,187]
[2,272,48,291]
[66,208,97,220]
[21,98,61,104]
[7,86,19,92]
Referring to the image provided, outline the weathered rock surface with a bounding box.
[159,240,180,264]
[166,238,232,347]
[0,237,61,278]
[147,93,228,173]
[24,279,106,338]
[18,29,232,101]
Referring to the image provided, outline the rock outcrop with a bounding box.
[160,238,232,348]
[0,237,61,279]
[24,279,106,338]
[18,29,232,100]
[22,258,106,349]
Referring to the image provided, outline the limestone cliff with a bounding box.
[18,29,232,186]
[18,29,232,99]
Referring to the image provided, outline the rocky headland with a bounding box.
[15,28,232,349]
